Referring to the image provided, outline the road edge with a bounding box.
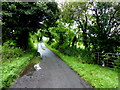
[45,45,93,88]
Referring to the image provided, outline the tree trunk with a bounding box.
[72,35,77,47]
[82,31,88,49]
[47,35,53,45]
[17,30,29,50]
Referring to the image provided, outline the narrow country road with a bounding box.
[10,42,92,88]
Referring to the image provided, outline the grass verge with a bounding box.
[1,51,36,88]
[45,44,118,88]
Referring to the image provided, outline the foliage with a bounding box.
[60,2,120,53]
[114,57,120,69]
[61,2,90,48]
[3,40,17,47]
[46,44,118,88]
[2,42,23,62]
[28,32,39,50]
[49,21,74,48]
[2,2,59,49]
[88,2,120,53]
[59,46,93,64]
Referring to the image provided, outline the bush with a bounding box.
[51,42,59,49]
[57,46,93,64]
[114,58,120,69]
[3,40,17,47]
[2,43,23,62]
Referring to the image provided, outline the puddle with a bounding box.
[20,56,41,77]
[34,63,42,71]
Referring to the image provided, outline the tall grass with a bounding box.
[1,44,24,62]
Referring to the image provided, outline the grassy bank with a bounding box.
[45,44,118,88]
[1,51,36,88]
[0,43,40,88]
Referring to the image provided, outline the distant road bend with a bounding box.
[10,42,92,88]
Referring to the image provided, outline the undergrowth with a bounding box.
[1,44,24,62]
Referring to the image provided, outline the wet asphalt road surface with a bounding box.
[10,43,92,88]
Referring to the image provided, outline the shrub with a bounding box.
[2,43,23,62]
[51,42,59,49]
[56,46,94,64]
[114,57,120,69]
[3,40,17,47]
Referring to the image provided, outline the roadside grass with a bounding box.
[45,44,118,88]
[1,50,37,88]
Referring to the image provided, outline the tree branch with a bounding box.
[106,10,118,35]
[94,8,101,30]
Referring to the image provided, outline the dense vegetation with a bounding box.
[60,2,120,53]
[2,2,120,54]
[2,42,23,62]
[2,2,59,49]
[1,1,119,88]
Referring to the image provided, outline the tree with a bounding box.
[2,2,59,49]
[49,21,74,49]
[89,2,120,53]
[60,2,120,53]
[61,2,90,48]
